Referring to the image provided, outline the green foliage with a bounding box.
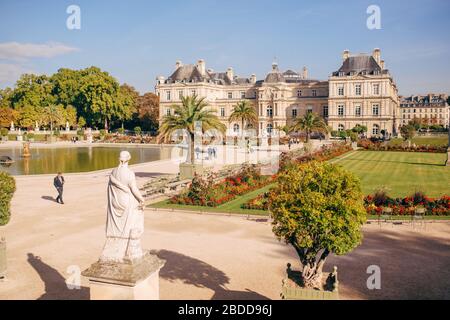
[117,127,125,134]
[228,100,257,136]
[77,116,86,128]
[53,128,61,137]
[0,172,16,226]
[0,106,17,129]
[352,125,367,134]
[269,161,366,284]
[338,130,347,139]
[134,126,142,135]
[99,129,107,137]
[290,112,328,142]
[349,131,358,142]
[400,124,416,141]
[0,128,8,137]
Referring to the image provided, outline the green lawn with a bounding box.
[389,135,448,147]
[148,184,274,216]
[330,151,450,197]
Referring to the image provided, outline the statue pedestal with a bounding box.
[82,252,165,300]
[446,147,450,166]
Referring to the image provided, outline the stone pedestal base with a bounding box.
[82,252,165,300]
[446,148,450,166]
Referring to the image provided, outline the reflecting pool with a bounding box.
[0,145,179,175]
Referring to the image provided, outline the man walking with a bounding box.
[54,172,65,204]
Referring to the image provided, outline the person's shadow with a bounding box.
[153,250,269,300]
[27,253,89,300]
[41,196,57,203]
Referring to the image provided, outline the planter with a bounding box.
[16,135,23,141]
[0,238,6,279]
[179,163,205,180]
[280,264,339,300]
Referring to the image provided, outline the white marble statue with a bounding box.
[35,121,39,132]
[10,121,14,131]
[100,151,145,263]
[66,121,70,131]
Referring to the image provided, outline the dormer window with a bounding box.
[339,71,345,77]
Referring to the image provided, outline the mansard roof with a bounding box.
[167,64,251,85]
[333,55,388,76]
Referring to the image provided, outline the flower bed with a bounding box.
[169,165,275,207]
[364,192,450,216]
[358,139,447,153]
[241,192,270,210]
[280,142,352,171]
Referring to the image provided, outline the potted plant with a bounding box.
[26,132,35,142]
[0,172,16,279]
[269,161,366,299]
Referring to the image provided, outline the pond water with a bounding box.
[0,145,179,175]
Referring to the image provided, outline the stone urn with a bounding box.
[280,263,339,300]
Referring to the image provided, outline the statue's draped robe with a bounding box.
[100,165,144,262]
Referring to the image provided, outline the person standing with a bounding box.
[54,172,65,204]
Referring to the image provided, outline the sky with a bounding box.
[0,0,449,96]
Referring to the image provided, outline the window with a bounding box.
[233,123,240,133]
[307,106,313,113]
[372,124,380,135]
[228,92,233,99]
[297,90,302,97]
[191,90,196,96]
[355,84,361,96]
[266,123,273,134]
[165,108,171,116]
[240,91,246,99]
[166,91,171,101]
[178,90,183,100]
[373,84,380,95]
[220,107,225,117]
[338,86,344,96]
[338,104,345,117]
[323,106,328,118]
[355,105,362,116]
[266,106,273,117]
[292,109,298,118]
[372,104,380,116]
[338,124,345,132]
[312,90,317,97]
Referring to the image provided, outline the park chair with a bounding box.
[378,207,393,227]
[411,207,426,230]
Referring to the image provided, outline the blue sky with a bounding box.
[0,0,449,95]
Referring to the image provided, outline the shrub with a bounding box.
[0,128,8,137]
[0,172,16,226]
[99,129,106,137]
[134,126,142,136]
[53,128,60,137]
[269,161,366,288]
[77,129,85,136]
[117,127,125,135]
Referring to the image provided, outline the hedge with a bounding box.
[0,172,16,226]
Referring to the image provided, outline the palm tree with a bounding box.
[158,95,226,164]
[228,100,257,139]
[290,112,328,142]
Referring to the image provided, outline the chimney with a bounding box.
[372,48,381,64]
[272,62,279,71]
[380,60,385,69]
[343,49,350,61]
[197,59,206,75]
[250,74,256,84]
[302,66,308,79]
[175,60,182,69]
[226,67,234,80]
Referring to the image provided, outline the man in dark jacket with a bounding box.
[54,172,65,204]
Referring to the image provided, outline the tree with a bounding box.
[134,126,142,136]
[352,124,367,136]
[0,107,17,129]
[114,84,138,127]
[11,74,55,109]
[17,105,39,128]
[134,92,159,132]
[228,100,257,139]
[290,112,328,142]
[269,161,366,289]
[41,104,66,131]
[65,105,77,128]
[158,95,226,164]
[77,116,86,129]
[400,124,416,146]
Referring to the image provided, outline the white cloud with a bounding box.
[0,42,79,60]
[0,63,36,87]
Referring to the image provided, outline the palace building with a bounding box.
[399,94,449,127]
[156,49,403,138]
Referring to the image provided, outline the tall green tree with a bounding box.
[11,74,55,109]
[290,112,328,142]
[158,95,226,163]
[228,100,257,138]
[269,161,366,289]
[0,107,17,129]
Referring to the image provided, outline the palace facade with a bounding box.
[399,94,449,127]
[156,49,403,138]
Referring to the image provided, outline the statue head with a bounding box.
[119,151,131,165]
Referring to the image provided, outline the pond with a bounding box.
[0,145,180,175]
